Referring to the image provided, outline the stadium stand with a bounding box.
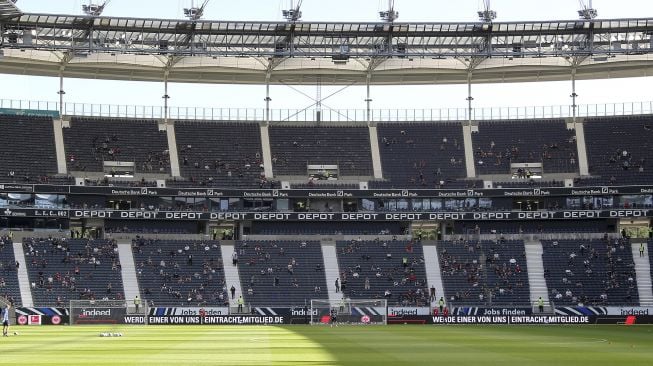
[472,119,577,175]
[250,222,403,235]
[373,122,467,188]
[583,116,653,185]
[541,238,638,306]
[453,220,612,235]
[235,240,329,306]
[335,240,429,306]
[0,114,58,182]
[22,238,125,306]
[132,239,228,306]
[493,180,565,188]
[63,117,170,174]
[106,220,199,234]
[269,125,373,177]
[291,182,360,189]
[438,240,530,305]
[173,121,265,188]
[0,236,21,306]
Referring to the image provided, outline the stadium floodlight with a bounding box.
[282,0,303,22]
[477,0,496,23]
[82,0,111,17]
[578,0,597,20]
[184,0,210,21]
[379,0,398,22]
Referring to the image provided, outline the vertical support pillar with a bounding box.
[265,73,271,125]
[365,73,372,124]
[571,68,578,122]
[58,69,65,117]
[466,71,474,125]
[316,77,322,122]
[163,71,170,122]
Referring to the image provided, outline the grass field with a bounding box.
[1,325,652,365]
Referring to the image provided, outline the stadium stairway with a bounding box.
[12,241,33,307]
[631,242,653,306]
[118,241,141,309]
[367,124,383,179]
[53,118,68,174]
[524,240,551,311]
[320,239,342,303]
[259,123,274,178]
[165,120,181,177]
[422,241,445,306]
[220,241,244,307]
[462,124,476,178]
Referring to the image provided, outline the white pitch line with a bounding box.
[542,338,608,346]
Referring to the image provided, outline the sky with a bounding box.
[1,0,653,116]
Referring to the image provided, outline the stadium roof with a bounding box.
[1,3,653,85]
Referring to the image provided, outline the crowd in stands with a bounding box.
[473,120,578,175]
[132,239,228,306]
[374,123,467,188]
[270,125,373,177]
[336,239,429,306]
[0,235,20,306]
[22,237,124,305]
[438,239,529,305]
[542,237,638,306]
[584,117,653,185]
[0,115,59,182]
[64,118,170,174]
[236,240,328,306]
[175,122,267,188]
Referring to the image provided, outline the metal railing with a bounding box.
[1,98,653,122]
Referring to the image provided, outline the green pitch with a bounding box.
[2,325,652,366]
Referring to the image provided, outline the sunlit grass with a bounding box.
[2,325,652,366]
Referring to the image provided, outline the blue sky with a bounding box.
[1,0,653,114]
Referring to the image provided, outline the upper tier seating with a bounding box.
[0,115,58,182]
[494,180,565,188]
[22,238,124,306]
[269,126,373,177]
[0,236,21,306]
[438,240,530,305]
[174,121,264,188]
[235,240,328,306]
[541,238,638,306]
[374,122,467,188]
[336,240,429,306]
[63,117,170,174]
[132,239,228,306]
[472,119,577,175]
[583,116,653,185]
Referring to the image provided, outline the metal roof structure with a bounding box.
[1,2,653,85]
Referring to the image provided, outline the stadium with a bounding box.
[1,0,653,364]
